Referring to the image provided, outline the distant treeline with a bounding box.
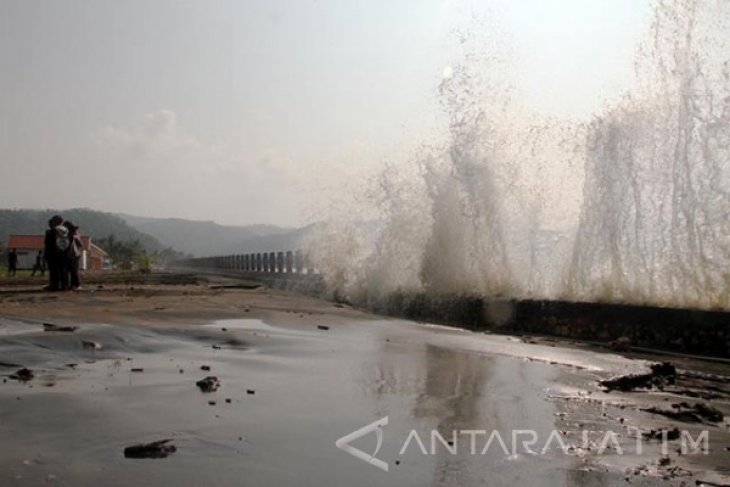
[95,235,186,269]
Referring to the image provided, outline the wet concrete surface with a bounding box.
[0,314,728,486]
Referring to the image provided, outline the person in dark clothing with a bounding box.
[44,215,66,291]
[64,221,82,290]
[31,250,45,276]
[7,249,18,277]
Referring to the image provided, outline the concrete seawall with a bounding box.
[174,252,730,359]
[375,292,730,359]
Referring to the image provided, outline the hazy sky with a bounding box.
[0,0,651,227]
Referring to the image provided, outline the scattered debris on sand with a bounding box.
[641,427,680,441]
[209,283,261,290]
[599,362,676,392]
[196,376,221,393]
[123,439,177,459]
[643,402,724,423]
[43,323,78,332]
[626,462,692,481]
[9,368,34,382]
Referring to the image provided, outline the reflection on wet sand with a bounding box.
[414,345,491,487]
[360,335,575,486]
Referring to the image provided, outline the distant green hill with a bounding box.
[0,208,164,251]
[117,213,291,257]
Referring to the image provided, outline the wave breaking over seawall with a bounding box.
[308,0,730,311]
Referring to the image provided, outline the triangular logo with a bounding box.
[335,416,389,471]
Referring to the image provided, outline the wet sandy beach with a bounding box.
[0,276,728,486]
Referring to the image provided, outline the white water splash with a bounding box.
[309,0,730,311]
[569,0,730,308]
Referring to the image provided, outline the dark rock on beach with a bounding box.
[9,368,34,382]
[43,323,78,332]
[123,439,177,459]
[196,376,220,393]
[599,362,676,392]
[82,340,103,351]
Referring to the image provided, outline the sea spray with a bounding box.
[570,0,730,308]
[309,0,730,311]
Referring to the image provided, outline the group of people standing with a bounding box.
[44,215,83,291]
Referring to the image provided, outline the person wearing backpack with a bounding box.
[44,215,67,291]
[64,221,83,290]
[54,221,71,290]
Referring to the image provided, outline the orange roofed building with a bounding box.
[5,235,109,271]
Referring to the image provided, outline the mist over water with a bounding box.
[311,0,730,311]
